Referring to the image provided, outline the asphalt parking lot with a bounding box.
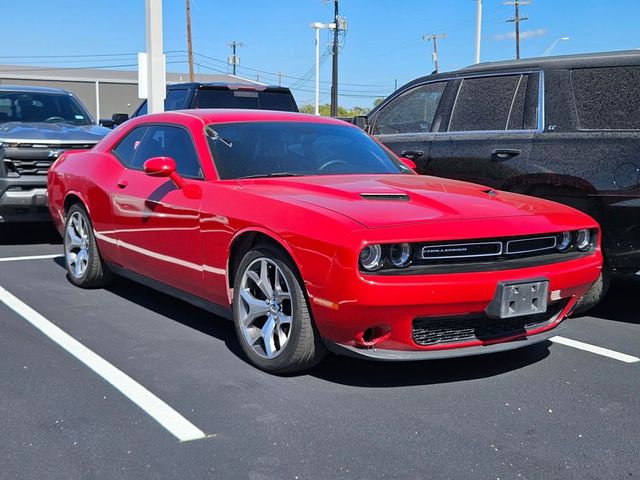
[0,223,638,480]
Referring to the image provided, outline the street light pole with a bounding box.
[145,0,165,114]
[543,36,570,56]
[475,0,482,64]
[310,21,335,115]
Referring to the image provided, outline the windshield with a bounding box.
[206,121,410,180]
[0,91,93,125]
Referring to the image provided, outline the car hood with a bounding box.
[0,122,110,142]
[237,174,573,229]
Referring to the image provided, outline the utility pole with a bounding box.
[186,0,194,82]
[475,0,482,64]
[277,72,283,87]
[504,1,529,59]
[422,33,446,73]
[330,0,339,117]
[227,41,244,76]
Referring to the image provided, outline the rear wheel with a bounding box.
[232,245,326,374]
[63,204,111,288]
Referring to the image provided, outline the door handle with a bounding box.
[400,150,424,159]
[491,149,521,161]
[117,179,128,189]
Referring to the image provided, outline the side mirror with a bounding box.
[143,156,186,188]
[112,113,129,125]
[353,115,368,130]
[399,157,417,171]
[99,118,115,128]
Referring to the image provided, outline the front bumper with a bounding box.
[327,322,566,361]
[309,251,601,360]
[0,177,50,222]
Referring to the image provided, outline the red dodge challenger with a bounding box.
[47,110,602,373]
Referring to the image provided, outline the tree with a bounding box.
[298,104,371,118]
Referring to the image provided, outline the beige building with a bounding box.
[0,64,260,121]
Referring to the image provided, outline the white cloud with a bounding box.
[494,28,548,41]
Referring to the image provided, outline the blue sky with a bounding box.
[1,1,639,108]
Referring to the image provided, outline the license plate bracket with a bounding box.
[486,278,549,319]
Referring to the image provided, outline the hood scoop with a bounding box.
[359,192,410,201]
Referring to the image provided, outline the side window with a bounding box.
[164,89,189,111]
[129,125,203,178]
[135,100,148,117]
[449,75,521,132]
[372,82,446,135]
[571,66,640,130]
[112,126,148,166]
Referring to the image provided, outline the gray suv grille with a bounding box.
[2,143,95,177]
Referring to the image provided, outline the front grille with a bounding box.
[1,143,94,177]
[412,300,567,346]
[421,241,502,260]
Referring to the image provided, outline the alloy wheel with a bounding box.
[238,257,293,359]
[65,211,90,279]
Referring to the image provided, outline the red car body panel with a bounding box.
[47,110,602,360]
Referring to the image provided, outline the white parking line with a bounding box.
[551,336,640,364]
[0,285,208,442]
[0,254,63,262]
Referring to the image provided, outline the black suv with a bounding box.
[0,85,110,222]
[361,50,640,309]
[128,82,298,120]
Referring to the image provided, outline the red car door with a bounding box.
[109,124,206,297]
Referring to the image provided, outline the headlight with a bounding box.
[359,244,384,271]
[576,229,591,251]
[557,231,572,252]
[389,242,412,268]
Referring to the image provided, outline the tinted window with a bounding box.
[135,100,147,117]
[571,66,640,130]
[0,91,92,125]
[165,89,189,110]
[206,122,409,180]
[449,75,520,131]
[195,89,297,112]
[112,126,148,166]
[372,82,446,135]
[130,125,202,178]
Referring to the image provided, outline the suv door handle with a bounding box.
[400,150,424,159]
[117,179,128,189]
[491,149,521,161]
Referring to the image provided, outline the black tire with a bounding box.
[232,245,326,374]
[571,266,612,316]
[63,204,112,288]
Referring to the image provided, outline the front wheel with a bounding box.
[572,266,612,316]
[63,204,112,288]
[232,245,326,374]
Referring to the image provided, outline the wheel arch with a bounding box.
[63,191,91,215]
[227,228,305,294]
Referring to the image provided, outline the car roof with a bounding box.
[145,109,350,125]
[0,84,72,95]
[459,49,640,73]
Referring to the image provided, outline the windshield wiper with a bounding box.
[238,172,302,179]
[205,126,233,148]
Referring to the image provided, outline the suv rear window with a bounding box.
[571,66,640,130]
[194,89,297,112]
